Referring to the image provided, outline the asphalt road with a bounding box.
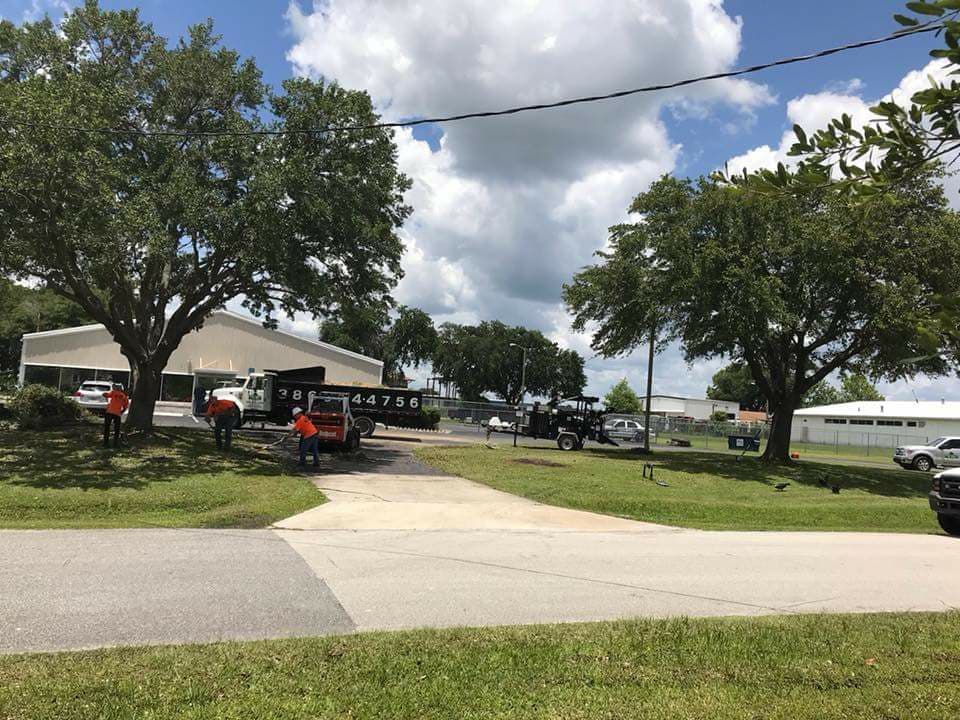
[1,529,352,654]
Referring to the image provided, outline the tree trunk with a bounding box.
[125,359,163,433]
[762,403,796,462]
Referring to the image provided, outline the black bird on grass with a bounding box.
[831,485,841,494]
[774,482,790,492]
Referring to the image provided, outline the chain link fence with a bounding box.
[425,396,926,460]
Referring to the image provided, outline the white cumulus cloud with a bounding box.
[285,0,773,397]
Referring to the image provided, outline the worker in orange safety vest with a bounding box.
[204,397,240,451]
[101,384,129,449]
[288,406,321,467]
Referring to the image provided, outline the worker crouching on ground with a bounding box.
[205,396,239,451]
[288,406,321,468]
[101,384,129,449]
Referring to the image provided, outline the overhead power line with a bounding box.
[5,20,946,138]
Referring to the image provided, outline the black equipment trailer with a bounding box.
[520,395,619,451]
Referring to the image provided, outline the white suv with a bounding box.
[72,381,115,412]
[894,437,960,472]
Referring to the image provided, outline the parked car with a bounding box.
[603,418,654,442]
[929,467,960,536]
[893,437,960,472]
[485,416,516,433]
[72,381,116,413]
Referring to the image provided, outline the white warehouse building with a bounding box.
[640,395,739,421]
[18,310,383,402]
[794,401,960,448]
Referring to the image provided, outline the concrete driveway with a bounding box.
[3,438,960,654]
[272,440,960,630]
[274,442,663,532]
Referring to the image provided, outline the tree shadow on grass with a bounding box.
[0,425,275,492]
[573,447,931,500]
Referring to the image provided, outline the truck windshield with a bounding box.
[932,437,948,447]
[311,398,344,413]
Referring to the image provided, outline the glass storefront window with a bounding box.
[96,370,130,389]
[23,365,61,389]
[59,367,97,392]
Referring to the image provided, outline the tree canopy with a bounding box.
[706,362,765,411]
[726,2,960,201]
[431,321,586,405]
[0,1,410,429]
[564,173,960,461]
[603,379,642,415]
[0,278,91,386]
[802,373,885,408]
[319,305,438,387]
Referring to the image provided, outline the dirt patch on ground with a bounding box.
[511,458,567,468]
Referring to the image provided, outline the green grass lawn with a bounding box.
[0,424,323,529]
[2,613,959,719]
[416,445,937,533]
[646,431,901,463]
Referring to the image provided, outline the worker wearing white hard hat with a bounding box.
[287,406,320,467]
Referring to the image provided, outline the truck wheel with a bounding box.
[913,455,933,472]
[557,434,578,451]
[937,513,960,536]
[354,416,375,438]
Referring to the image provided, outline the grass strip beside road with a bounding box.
[0,425,323,529]
[416,445,937,533]
[2,613,959,719]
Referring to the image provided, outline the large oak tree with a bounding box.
[0,2,410,430]
[564,173,960,462]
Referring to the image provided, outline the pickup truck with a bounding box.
[930,467,960,536]
[893,437,960,472]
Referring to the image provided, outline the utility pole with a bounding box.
[509,343,530,448]
[642,326,655,454]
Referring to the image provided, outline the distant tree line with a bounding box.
[321,308,587,404]
[0,278,92,389]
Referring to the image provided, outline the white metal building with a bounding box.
[794,400,960,447]
[18,310,383,401]
[640,395,740,421]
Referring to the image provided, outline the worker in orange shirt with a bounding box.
[288,406,320,467]
[204,396,240,451]
[101,384,129,449]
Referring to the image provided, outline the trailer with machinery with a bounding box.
[519,395,619,451]
[211,366,424,437]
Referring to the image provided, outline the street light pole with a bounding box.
[509,343,529,448]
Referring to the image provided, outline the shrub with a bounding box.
[0,371,17,395]
[8,383,85,430]
[421,405,441,428]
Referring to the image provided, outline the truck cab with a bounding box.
[894,437,960,472]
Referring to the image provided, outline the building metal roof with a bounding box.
[20,309,383,368]
[796,400,960,421]
[647,395,737,403]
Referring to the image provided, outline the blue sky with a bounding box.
[5,0,957,401]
